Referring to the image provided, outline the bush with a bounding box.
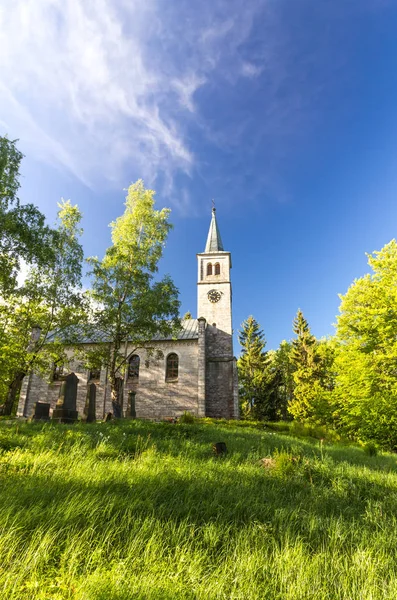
[272,450,300,478]
[179,411,195,424]
[363,441,378,457]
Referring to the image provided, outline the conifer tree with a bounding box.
[288,309,322,420]
[237,316,269,418]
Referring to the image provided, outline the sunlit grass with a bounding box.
[1,419,397,598]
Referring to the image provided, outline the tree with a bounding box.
[334,240,397,448]
[288,310,322,420]
[237,316,270,418]
[265,341,296,421]
[0,200,84,415]
[83,180,180,417]
[0,136,54,293]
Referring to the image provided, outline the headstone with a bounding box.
[52,373,79,423]
[212,442,227,456]
[32,402,50,421]
[86,383,96,423]
[112,377,124,418]
[112,401,122,419]
[128,391,136,419]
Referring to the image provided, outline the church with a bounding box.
[17,208,239,420]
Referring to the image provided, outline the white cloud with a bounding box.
[0,0,268,203]
[0,0,201,195]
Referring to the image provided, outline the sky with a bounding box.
[1,0,397,351]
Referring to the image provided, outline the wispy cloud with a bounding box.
[0,0,262,201]
[0,0,387,209]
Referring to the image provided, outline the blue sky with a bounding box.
[1,0,397,351]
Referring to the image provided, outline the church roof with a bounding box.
[48,319,199,345]
[152,318,198,341]
[205,207,224,252]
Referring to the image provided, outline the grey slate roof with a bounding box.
[48,319,198,344]
[152,318,198,341]
[205,207,224,252]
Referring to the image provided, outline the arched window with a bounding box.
[166,353,179,381]
[207,263,213,276]
[52,363,64,382]
[89,368,101,381]
[128,355,140,379]
[214,262,220,275]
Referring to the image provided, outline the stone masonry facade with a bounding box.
[17,207,239,421]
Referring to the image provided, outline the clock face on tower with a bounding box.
[208,289,221,303]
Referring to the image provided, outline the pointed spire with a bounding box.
[205,206,224,252]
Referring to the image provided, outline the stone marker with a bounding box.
[212,442,227,456]
[128,391,136,419]
[32,402,50,421]
[86,383,96,423]
[52,372,79,423]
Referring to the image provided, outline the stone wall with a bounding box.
[17,339,201,420]
[122,340,200,419]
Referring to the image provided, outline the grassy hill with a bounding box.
[1,418,397,599]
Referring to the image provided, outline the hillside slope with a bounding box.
[1,419,397,599]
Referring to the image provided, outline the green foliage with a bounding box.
[0,136,54,293]
[2,419,397,599]
[84,180,180,413]
[0,200,84,413]
[183,311,193,320]
[237,316,271,419]
[264,341,296,420]
[363,441,378,457]
[334,240,397,449]
[288,311,335,424]
[179,411,195,424]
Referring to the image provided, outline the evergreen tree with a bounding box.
[288,310,323,420]
[237,316,270,418]
[266,341,296,420]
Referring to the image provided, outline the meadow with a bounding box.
[1,418,397,599]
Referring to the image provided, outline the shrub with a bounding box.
[363,441,378,457]
[179,411,195,424]
[272,450,300,478]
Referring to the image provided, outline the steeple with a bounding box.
[205,206,224,253]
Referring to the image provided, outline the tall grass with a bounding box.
[1,419,397,599]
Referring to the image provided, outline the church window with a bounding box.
[207,263,213,276]
[128,355,140,379]
[166,353,179,381]
[214,262,220,275]
[89,368,101,381]
[52,363,64,381]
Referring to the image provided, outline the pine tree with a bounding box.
[237,316,269,418]
[291,309,317,367]
[288,310,323,421]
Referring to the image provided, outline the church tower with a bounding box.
[197,207,239,419]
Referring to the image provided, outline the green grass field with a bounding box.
[1,418,397,599]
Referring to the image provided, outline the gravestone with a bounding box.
[112,377,124,418]
[128,391,136,419]
[212,442,227,456]
[52,372,79,423]
[32,402,50,421]
[86,383,96,423]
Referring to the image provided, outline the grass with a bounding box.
[1,419,397,599]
